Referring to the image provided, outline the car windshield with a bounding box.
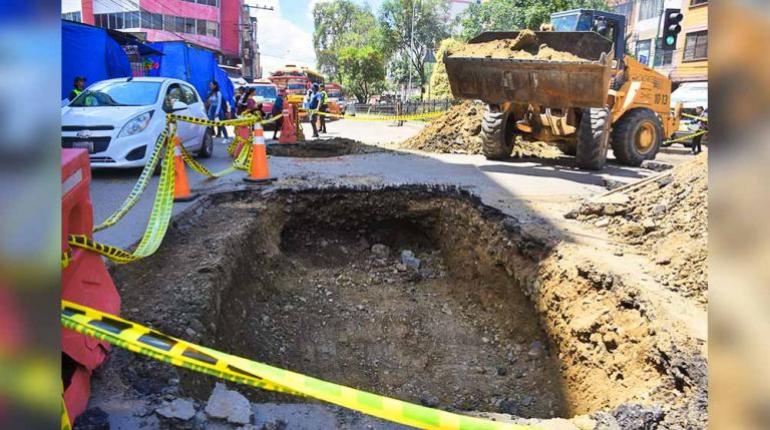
[328,89,341,97]
[253,86,277,99]
[70,81,162,107]
[287,83,306,90]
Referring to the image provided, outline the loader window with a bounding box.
[552,14,578,31]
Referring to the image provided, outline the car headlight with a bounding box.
[118,111,154,138]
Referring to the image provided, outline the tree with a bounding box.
[313,1,379,79]
[337,45,387,103]
[456,0,610,41]
[379,0,450,99]
[428,38,463,100]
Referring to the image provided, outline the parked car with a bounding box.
[61,77,213,168]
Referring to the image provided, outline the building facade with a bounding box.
[61,0,254,75]
[609,0,708,86]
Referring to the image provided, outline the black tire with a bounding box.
[198,128,214,158]
[575,107,610,170]
[557,142,577,156]
[610,108,663,167]
[481,104,514,160]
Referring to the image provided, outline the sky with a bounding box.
[248,0,385,77]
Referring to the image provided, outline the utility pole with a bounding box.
[240,3,274,80]
[406,0,417,101]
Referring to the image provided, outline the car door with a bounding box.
[163,83,195,147]
[180,84,207,149]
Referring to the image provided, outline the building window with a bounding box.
[62,11,82,22]
[206,21,219,38]
[613,2,633,20]
[636,39,652,65]
[691,0,708,6]
[638,0,662,21]
[184,17,196,34]
[683,30,708,61]
[126,11,140,28]
[653,38,673,67]
[197,19,207,35]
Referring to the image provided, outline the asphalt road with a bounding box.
[90,118,700,249]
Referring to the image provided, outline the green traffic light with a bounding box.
[666,36,675,46]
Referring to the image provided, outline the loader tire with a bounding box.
[575,107,610,170]
[481,105,514,160]
[611,108,663,167]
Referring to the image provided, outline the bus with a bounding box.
[324,82,345,115]
[268,65,324,105]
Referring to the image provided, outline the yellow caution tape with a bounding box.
[167,113,282,128]
[61,249,72,269]
[68,130,176,264]
[61,300,537,430]
[62,396,71,430]
[178,138,252,179]
[93,128,168,232]
[664,130,707,145]
[681,113,708,122]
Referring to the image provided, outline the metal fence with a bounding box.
[350,99,455,116]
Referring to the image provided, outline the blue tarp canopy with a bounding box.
[146,41,235,112]
[62,20,132,100]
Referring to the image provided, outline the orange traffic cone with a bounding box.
[278,106,298,144]
[234,125,251,158]
[243,125,275,183]
[172,136,198,201]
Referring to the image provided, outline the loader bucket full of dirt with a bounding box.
[445,31,614,108]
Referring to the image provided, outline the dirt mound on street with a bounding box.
[571,154,708,304]
[401,101,484,154]
[402,101,562,159]
[448,30,586,61]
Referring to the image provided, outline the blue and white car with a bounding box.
[61,77,213,168]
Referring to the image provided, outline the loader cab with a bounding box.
[550,9,626,64]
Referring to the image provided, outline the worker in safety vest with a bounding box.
[69,76,86,102]
[319,84,329,133]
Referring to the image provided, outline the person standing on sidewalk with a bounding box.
[271,88,286,140]
[691,106,707,155]
[68,76,86,101]
[318,84,329,133]
[308,84,321,138]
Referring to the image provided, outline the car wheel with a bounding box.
[198,128,214,159]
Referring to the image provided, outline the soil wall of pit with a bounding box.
[108,186,706,428]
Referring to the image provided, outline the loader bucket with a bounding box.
[445,31,614,108]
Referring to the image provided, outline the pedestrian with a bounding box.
[691,106,707,155]
[205,80,223,139]
[241,88,257,116]
[308,83,322,138]
[217,99,230,139]
[235,86,248,115]
[319,83,329,133]
[69,76,86,101]
[271,88,286,140]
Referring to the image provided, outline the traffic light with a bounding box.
[661,8,683,50]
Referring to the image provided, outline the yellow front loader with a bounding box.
[444,9,682,170]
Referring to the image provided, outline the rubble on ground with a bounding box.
[570,154,708,303]
[401,101,562,159]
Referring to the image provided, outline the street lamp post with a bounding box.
[406,0,416,102]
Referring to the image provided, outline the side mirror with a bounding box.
[171,100,188,112]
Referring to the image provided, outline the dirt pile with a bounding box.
[268,137,381,157]
[402,101,562,159]
[401,101,485,154]
[429,38,464,100]
[449,30,586,61]
[569,154,708,304]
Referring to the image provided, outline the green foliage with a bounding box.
[379,0,450,98]
[337,45,387,103]
[428,38,463,100]
[456,0,610,41]
[312,0,380,79]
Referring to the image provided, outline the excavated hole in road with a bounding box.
[267,138,377,158]
[110,186,676,423]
